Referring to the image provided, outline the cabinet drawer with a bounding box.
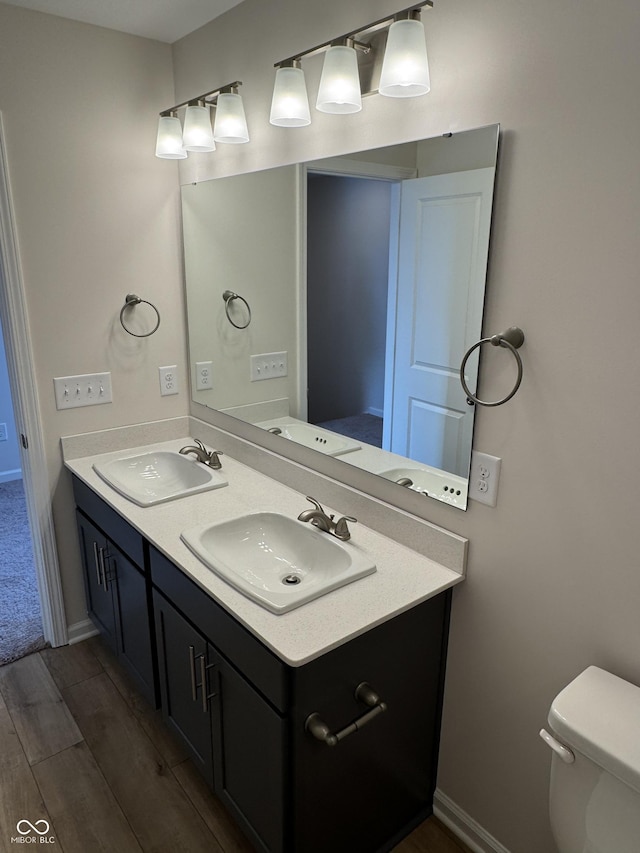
[150,546,288,713]
[72,476,144,569]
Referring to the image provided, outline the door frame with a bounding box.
[0,114,67,647]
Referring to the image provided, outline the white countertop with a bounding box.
[65,437,464,667]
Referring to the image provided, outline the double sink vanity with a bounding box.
[63,426,466,853]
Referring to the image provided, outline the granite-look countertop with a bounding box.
[65,437,465,666]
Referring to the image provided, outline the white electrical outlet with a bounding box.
[195,361,213,391]
[469,451,502,507]
[159,365,179,396]
[53,373,112,410]
[0,422,7,442]
[250,351,288,382]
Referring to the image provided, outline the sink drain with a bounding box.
[282,574,302,585]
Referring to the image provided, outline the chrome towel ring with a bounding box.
[460,326,525,407]
[222,290,251,329]
[119,294,161,338]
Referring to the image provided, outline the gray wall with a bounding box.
[172,1,640,851]
[0,4,182,626]
[307,174,391,422]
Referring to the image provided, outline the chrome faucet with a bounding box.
[297,496,357,541]
[179,439,223,469]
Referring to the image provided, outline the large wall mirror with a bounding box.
[183,123,499,511]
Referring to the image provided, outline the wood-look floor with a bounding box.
[0,639,471,853]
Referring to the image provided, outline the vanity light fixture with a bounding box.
[270,1,433,126]
[155,81,248,159]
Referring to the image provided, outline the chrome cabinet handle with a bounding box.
[188,647,218,712]
[305,682,387,747]
[92,541,102,588]
[188,645,198,702]
[199,655,218,713]
[98,547,110,592]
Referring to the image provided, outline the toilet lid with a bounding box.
[548,666,640,795]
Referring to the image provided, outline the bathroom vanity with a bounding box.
[66,435,465,853]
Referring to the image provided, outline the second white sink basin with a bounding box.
[93,451,227,506]
[181,511,376,614]
[257,421,361,456]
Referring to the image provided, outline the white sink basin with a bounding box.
[258,421,361,456]
[377,466,466,505]
[181,511,376,614]
[93,451,227,506]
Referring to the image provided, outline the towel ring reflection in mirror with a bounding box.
[222,290,251,329]
[119,294,161,338]
[460,326,525,407]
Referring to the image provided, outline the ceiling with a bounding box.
[1,0,245,43]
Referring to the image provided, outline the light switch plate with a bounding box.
[250,351,288,382]
[53,373,112,409]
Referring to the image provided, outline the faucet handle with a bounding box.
[193,438,207,452]
[304,496,325,514]
[334,515,357,540]
[208,450,223,469]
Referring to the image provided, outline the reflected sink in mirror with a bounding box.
[93,451,228,506]
[181,511,376,614]
[255,419,361,457]
[377,466,467,508]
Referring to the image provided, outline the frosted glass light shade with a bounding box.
[182,103,216,152]
[213,93,250,143]
[379,18,431,98]
[316,45,362,114]
[270,66,311,127]
[155,115,187,159]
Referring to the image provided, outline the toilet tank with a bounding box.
[545,666,640,853]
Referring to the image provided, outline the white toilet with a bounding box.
[540,666,640,853]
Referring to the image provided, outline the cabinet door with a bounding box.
[153,590,214,787]
[212,653,286,853]
[291,592,450,853]
[76,511,117,651]
[109,543,156,707]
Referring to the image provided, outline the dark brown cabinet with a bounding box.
[72,474,451,853]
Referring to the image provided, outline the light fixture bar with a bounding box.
[274,2,432,67]
[159,81,243,117]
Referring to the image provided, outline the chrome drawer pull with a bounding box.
[305,682,387,747]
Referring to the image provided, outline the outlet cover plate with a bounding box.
[159,365,178,396]
[195,361,213,391]
[469,451,502,507]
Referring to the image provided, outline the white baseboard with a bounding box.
[0,468,22,483]
[66,618,99,646]
[434,789,512,853]
[364,407,384,418]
